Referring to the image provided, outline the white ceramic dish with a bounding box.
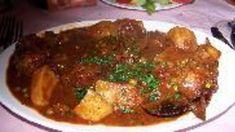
[101,0,183,11]
[1,20,235,132]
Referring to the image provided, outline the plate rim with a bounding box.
[101,0,184,11]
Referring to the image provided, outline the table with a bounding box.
[1,0,235,131]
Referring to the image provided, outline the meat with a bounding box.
[178,70,204,100]
[13,34,53,76]
[147,38,220,118]
[86,21,118,39]
[144,102,189,117]
[140,31,173,60]
[61,63,102,88]
[190,97,207,120]
[115,19,146,38]
[14,52,46,76]
[194,42,221,62]
[167,26,198,52]
[86,19,145,40]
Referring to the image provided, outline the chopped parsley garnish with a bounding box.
[108,61,160,90]
[119,106,135,114]
[74,87,87,102]
[139,74,160,90]
[149,93,159,101]
[175,92,181,100]
[109,64,132,82]
[80,55,113,65]
[148,89,161,101]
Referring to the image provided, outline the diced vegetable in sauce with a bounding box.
[30,65,58,106]
[73,90,113,122]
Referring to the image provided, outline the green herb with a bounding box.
[109,64,132,82]
[142,0,156,14]
[80,55,113,65]
[149,93,159,101]
[119,106,135,114]
[139,74,160,89]
[109,61,160,90]
[175,92,181,100]
[74,87,87,102]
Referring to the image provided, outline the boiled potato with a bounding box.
[95,80,142,110]
[30,65,58,106]
[73,90,113,122]
[95,80,118,104]
[167,26,197,52]
[205,44,220,60]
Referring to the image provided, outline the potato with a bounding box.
[95,80,118,104]
[205,44,221,60]
[31,65,58,106]
[167,26,197,52]
[95,80,142,110]
[73,90,113,122]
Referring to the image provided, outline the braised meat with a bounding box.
[7,19,220,126]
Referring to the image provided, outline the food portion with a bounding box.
[30,65,58,107]
[73,90,113,122]
[114,0,193,14]
[7,19,220,126]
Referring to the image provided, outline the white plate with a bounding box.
[1,20,235,132]
[101,0,184,11]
